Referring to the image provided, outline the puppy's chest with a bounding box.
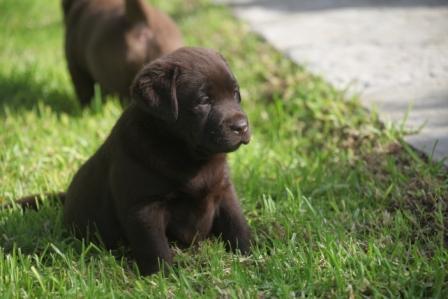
[166,166,228,245]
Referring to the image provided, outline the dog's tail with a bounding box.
[1,192,66,211]
[125,0,149,24]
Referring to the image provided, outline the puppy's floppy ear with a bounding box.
[131,63,179,122]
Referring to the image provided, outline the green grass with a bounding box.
[1,0,447,297]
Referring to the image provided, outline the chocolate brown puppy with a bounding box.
[62,47,251,275]
[62,0,183,105]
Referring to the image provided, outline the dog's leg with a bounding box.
[125,203,172,275]
[67,63,94,106]
[212,185,251,254]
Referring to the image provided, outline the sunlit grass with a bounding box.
[0,0,447,297]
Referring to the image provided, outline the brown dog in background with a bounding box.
[10,47,251,275]
[62,0,183,105]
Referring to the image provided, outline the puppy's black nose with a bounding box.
[230,119,249,135]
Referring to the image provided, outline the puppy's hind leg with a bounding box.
[67,63,94,107]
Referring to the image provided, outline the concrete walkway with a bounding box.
[218,0,448,165]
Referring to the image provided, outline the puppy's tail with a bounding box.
[1,192,66,211]
[125,0,149,24]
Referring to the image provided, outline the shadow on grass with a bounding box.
[0,203,68,255]
[0,69,80,117]
[0,203,130,267]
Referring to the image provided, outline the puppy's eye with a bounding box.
[234,90,241,103]
[199,96,211,105]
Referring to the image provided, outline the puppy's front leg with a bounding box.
[212,185,251,254]
[125,203,172,275]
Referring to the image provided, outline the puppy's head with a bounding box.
[132,47,250,155]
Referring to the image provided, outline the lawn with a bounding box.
[0,0,447,297]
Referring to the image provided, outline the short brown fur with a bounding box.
[10,48,251,275]
[63,0,183,105]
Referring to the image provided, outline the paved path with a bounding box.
[218,0,448,165]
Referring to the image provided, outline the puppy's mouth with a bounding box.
[204,132,251,155]
[240,132,251,145]
[223,141,244,152]
[228,136,250,151]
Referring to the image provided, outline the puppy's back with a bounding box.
[64,0,182,99]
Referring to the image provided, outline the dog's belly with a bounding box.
[166,196,217,246]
